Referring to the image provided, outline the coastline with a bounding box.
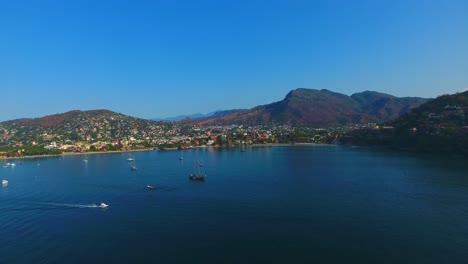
[0,148,157,161]
[0,143,337,161]
[250,143,336,147]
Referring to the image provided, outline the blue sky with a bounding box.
[1,0,467,121]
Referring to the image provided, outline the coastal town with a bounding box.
[1,91,467,159]
[0,110,377,158]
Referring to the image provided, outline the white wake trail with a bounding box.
[38,202,100,208]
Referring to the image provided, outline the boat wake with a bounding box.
[37,202,102,208]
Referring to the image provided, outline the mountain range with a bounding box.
[0,89,429,129]
[193,88,429,127]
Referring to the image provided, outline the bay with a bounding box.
[1,145,467,263]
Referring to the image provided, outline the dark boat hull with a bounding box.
[189,175,205,181]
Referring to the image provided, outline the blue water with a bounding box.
[1,145,467,263]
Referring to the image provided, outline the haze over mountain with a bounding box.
[152,112,215,121]
[152,110,246,121]
[194,88,429,127]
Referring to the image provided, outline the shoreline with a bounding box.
[0,148,157,161]
[250,143,336,147]
[0,143,337,161]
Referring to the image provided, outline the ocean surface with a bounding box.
[1,145,467,263]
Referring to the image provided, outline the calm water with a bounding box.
[1,145,467,263]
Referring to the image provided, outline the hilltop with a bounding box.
[195,88,429,127]
[341,90,468,155]
[2,110,117,128]
[0,110,178,153]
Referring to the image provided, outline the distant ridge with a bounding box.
[153,109,246,121]
[192,88,429,127]
[2,110,119,128]
[182,109,247,122]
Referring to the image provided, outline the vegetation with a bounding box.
[193,89,428,127]
[340,91,468,155]
[0,145,61,158]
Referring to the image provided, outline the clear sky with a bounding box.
[1,0,467,121]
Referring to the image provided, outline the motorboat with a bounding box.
[127,158,135,162]
[99,203,109,208]
[2,180,8,187]
[130,166,137,171]
[147,185,156,189]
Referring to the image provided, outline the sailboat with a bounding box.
[179,150,184,160]
[127,152,135,162]
[189,162,205,181]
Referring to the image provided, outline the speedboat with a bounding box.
[2,180,8,186]
[99,203,109,208]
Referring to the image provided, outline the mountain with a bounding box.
[194,88,429,127]
[152,109,244,121]
[351,91,428,121]
[184,109,247,123]
[389,90,468,154]
[341,90,468,155]
[390,91,468,128]
[152,112,215,121]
